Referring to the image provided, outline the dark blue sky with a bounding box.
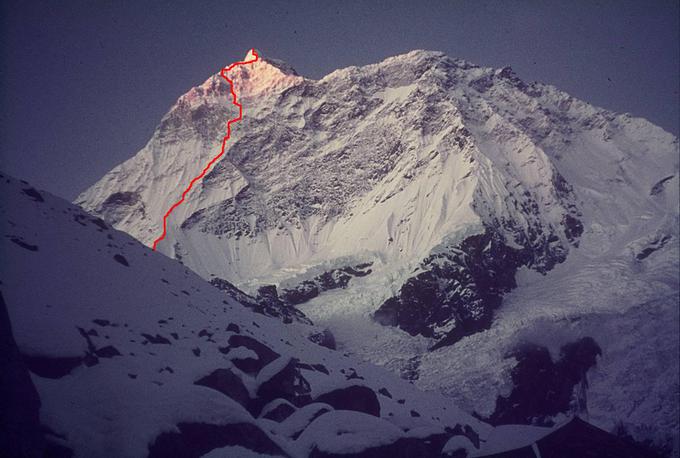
[1,0,678,200]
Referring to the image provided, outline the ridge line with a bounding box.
[152,49,259,251]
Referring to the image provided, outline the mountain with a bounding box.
[1,172,495,457]
[76,50,679,454]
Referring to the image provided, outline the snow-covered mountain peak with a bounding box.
[44,49,680,454]
[178,51,303,108]
[319,49,465,87]
[228,51,304,99]
[77,49,678,283]
[256,51,300,77]
[244,48,258,61]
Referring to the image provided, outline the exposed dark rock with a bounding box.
[469,74,495,93]
[94,346,121,358]
[22,187,45,202]
[378,388,392,398]
[209,278,251,301]
[400,356,421,382]
[345,368,364,380]
[442,444,469,457]
[113,254,129,267]
[308,328,337,350]
[612,421,670,457]
[374,168,583,350]
[141,333,172,345]
[228,335,280,361]
[549,173,584,247]
[0,291,47,456]
[210,277,312,325]
[488,337,602,426]
[76,326,98,356]
[89,217,108,231]
[314,385,380,417]
[194,369,250,410]
[445,424,480,449]
[256,284,282,304]
[255,284,313,325]
[43,440,75,457]
[636,235,672,260]
[463,425,479,449]
[22,354,83,379]
[92,319,111,326]
[180,185,258,237]
[82,353,99,367]
[562,214,584,246]
[261,400,296,422]
[226,323,240,333]
[298,362,330,375]
[279,281,319,305]
[289,404,335,440]
[72,214,88,227]
[102,191,141,206]
[374,230,534,350]
[226,335,280,374]
[9,237,38,252]
[538,417,659,458]
[279,262,373,306]
[650,175,675,195]
[147,422,285,458]
[255,358,312,413]
[311,363,329,375]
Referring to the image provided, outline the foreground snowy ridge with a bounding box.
[1,172,494,457]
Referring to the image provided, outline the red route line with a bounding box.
[152,49,259,251]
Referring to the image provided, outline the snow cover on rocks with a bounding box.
[0,173,489,457]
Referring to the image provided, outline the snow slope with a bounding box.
[0,172,490,457]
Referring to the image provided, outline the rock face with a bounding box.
[314,385,381,417]
[279,263,374,306]
[210,277,313,325]
[0,292,46,458]
[194,368,251,410]
[488,337,602,426]
[374,230,533,349]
